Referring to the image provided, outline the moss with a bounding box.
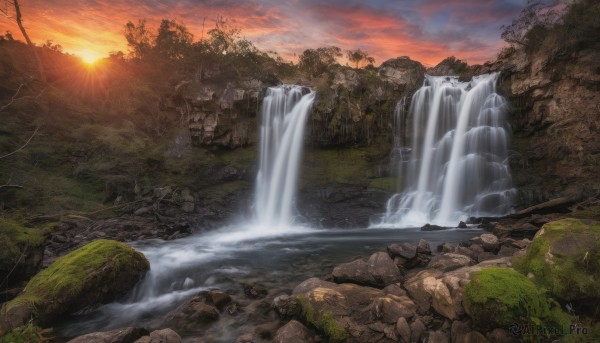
[296,294,349,343]
[368,177,396,191]
[0,322,52,343]
[200,181,249,205]
[464,267,570,341]
[3,239,149,323]
[513,218,600,301]
[0,219,45,286]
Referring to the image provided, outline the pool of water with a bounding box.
[56,225,481,341]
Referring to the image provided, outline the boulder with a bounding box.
[451,320,471,343]
[426,330,450,343]
[421,224,446,231]
[67,327,148,343]
[379,57,426,91]
[332,259,377,286]
[513,218,600,303]
[367,252,403,287]
[396,317,411,343]
[273,295,300,318]
[242,283,268,299]
[387,243,417,260]
[0,240,149,330]
[163,291,222,330]
[292,277,337,295]
[410,318,426,342]
[274,320,316,343]
[417,239,432,255]
[428,253,473,272]
[479,234,500,252]
[371,295,417,323]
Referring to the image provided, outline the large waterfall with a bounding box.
[255,85,315,228]
[379,73,516,227]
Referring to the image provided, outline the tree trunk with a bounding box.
[13,0,46,82]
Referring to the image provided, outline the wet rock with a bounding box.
[232,332,255,343]
[208,290,231,310]
[134,329,182,343]
[274,320,316,343]
[255,322,279,340]
[292,277,337,294]
[480,234,499,252]
[458,221,468,229]
[242,283,268,299]
[421,224,446,231]
[67,327,149,343]
[163,291,223,330]
[396,317,411,343]
[437,242,456,253]
[273,295,300,318]
[332,259,377,286]
[367,252,403,287]
[428,253,473,272]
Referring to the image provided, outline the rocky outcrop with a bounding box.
[486,36,600,208]
[67,327,149,343]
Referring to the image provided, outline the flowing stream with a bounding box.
[376,73,516,227]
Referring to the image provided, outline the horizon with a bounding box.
[0,0,528,66]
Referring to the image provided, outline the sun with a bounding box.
[76,50,103,65]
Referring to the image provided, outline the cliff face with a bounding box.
[487,38,600,208]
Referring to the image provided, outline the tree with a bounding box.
[346,49,375,69]
[155,19,193,59]
[298,46,342,77]
[1,0,46,81]
[207,17,240,55]
[123,19,153,59]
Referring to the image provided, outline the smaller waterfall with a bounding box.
[255,85,315,228]
[379,73,516,227]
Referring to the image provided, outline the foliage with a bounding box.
[0,322,52,343]
[298,46,342,77]
[155,19,193,59]
[346,49,375,69]
[123,19,153,59]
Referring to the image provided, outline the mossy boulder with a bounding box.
[513,218,600,302]
[0,219,45,288]
[464,267,569,335]
[0,239,149,330]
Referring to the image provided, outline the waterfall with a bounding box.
[378,73,516,227]
[255,85,315,228]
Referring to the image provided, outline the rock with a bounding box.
[437,242,456,253]
[163,290,225,330]
[486,328,517,343]
[458,221,468,229]
[464,331,490,343]
[255,322,279,340]
[421,224,446,231]
[273,295,300,318]
[274,320,316,343]
[379,57,426,91]
[410,318,426,343]
[0,240,149,330]
[496,245,518,258]
[427,330,450,343]
[479,234,499,252]
[372,296,417,323]
[387,243,417,259]
[367,252,403,287]
[292,277,337,294]
[417,239,432,255]
[514,218,600,302]
[332,259,377,286]
[383,283,407,297]
[67,327,149,343]
[232,332,254,343]
[429,253,473,272]
[396,317,411,343]
[510,238,531,250]
[451,320,471,343]
[404,270,443,313]
[463,267,567,331]
[134,329,181,343]
[242,283,268,299]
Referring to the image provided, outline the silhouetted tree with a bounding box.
[155,19,193,59]
[123,19,153,59]
[346,49,375,68]
[1,0,46,81]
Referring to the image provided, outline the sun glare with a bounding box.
[77,50,103,65]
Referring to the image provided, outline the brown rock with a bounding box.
[67,327,148,343]
[410,318,426,342]
[396,317,411,343]
[134,329,181,343]
[332,259,377,286]
[367,252,403,287]
[274,320,316,343]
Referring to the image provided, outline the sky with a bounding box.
[0,0,528,66]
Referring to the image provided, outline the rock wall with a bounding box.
[484,38,600,208]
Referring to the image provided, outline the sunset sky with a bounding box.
[0,0,527,66]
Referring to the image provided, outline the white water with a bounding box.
[254,85,315,228]
[377,73,516,227]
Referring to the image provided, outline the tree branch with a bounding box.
[0,126,39,160]
[0,177,23,190]
[0,85,46,112]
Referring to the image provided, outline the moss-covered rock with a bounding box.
[513,218,600,303]
[296,292,349,343]
[0,219,45,288]
[464,267,569,338]
[0,239,149,330]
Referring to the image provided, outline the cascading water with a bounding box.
[378,73,516,227]
[254,85,315,228]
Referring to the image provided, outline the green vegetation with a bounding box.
[296,294,349,343]
[513,218,600,302]
[464,267,570,341]
[0,219,45,287]
[1,239,149,325]
[0,322,52,343]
